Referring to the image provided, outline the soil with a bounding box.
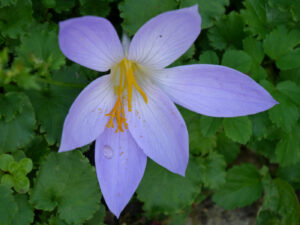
[186,199,258,225]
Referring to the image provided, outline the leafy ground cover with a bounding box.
[0,0,300,224]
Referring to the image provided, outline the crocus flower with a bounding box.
[58,6,277,217]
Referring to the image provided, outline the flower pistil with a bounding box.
[106,58,148,132]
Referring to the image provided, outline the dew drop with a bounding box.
[103,145,113,159]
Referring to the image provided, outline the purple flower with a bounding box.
[58,6,277,217]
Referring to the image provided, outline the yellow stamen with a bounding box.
[105,58,148,132]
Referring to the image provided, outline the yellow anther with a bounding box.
[105,58,147,132]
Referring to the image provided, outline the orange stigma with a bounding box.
[105,58,147,132]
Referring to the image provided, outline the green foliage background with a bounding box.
[0,0,300,224]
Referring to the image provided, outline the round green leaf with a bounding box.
[136,159,201,217]
[8,161,20,174]
[0,154,14,171]
[13,175,30,193]
[0,184,17,225]
[19,158,33,174]
[1,174,14,187]
[0,92,35,153]
[212,164,263,209]
[30,152,101,224]
[85,203,106,225]
[11,195,34,225]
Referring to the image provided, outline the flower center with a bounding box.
[105,58,148,132]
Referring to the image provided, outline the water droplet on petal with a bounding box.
[103,145,113,159]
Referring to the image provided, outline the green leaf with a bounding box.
[11,150,26,162]
[257,210,281,225]
[8,161,19,174]
[212,164,263,209]
[0,0,32,38]
[0,184,17,225]
[216,133,240,164]
[199,116,222,137]
[119,0,177,35]
[168,210,190,225]
[180,0,229,29]
[277,48,300,70]
[0,92,36,153]
[275,124,300,166]
[0,92,24,122]
[181,109,216,155]
[27,65,87,145]
[41,0,76,12]
[243,37,264,64]
[192,135,217,155]
[280,67,300,86]
[0,0,17,7]
[263,26,300,70]
[30,152,100,224]
[208,12,245,50]
[48,216,68,225]
[1,174,13,188]
[24,136,50,166]
[263,26,300,59]
[223,117,252,144]
[276,81,300,107]
[248,138,277,163]
[79,0,111,17]
[258,178,300,225]
[250,112,271,140]
[249,64,268,81]
[197,152,226,189]
[13,174,30,193]
[221,50,252,73]
[11,195,34,225]
[261,81,298,132]
[136,158,201,216]
[277,163,300,188]
[269,0,300,21]
[17,23,65,71]
[241,0,291,38]
[18,158,33,175]
[85,204,106,225]
[0,154,14,171]
[268,94,299,132]
[199,50,219,64]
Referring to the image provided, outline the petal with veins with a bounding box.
[95,129,147,218]
[128,5,201,69]
[152,64,278,117]
[59,75,115,152]
[127,82,189,176]
[59,16,124,72]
